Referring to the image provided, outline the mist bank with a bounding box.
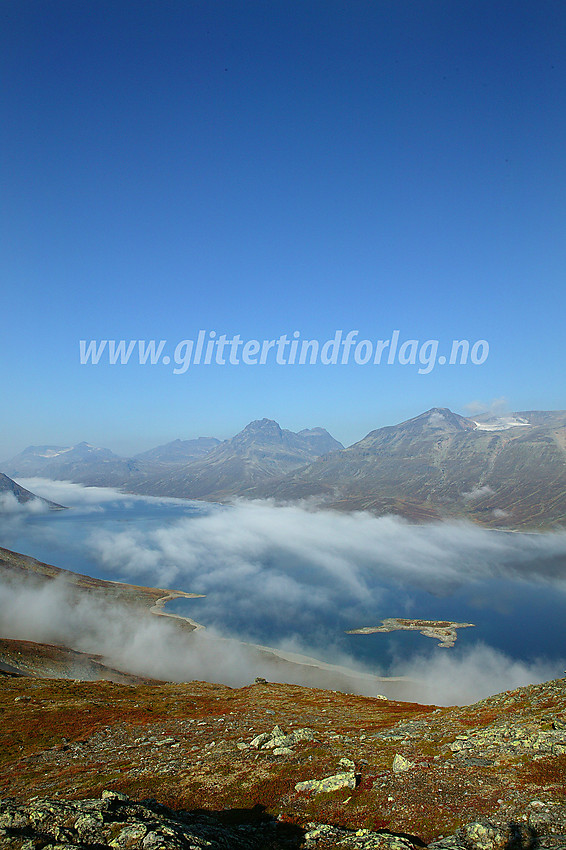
[0,568,562,706]
[0,571,412,699]
[14,479,566,592]
[2,479,566,704]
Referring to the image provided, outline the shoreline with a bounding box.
[148,590,206,632]
[152,593,411,689]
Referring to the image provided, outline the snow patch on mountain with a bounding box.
[472,416,531,431]
[36,447,74,458]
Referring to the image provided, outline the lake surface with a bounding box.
[2,485,566,678]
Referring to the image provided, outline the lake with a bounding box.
[3,482,566,685]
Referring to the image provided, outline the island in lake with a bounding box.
[346,618,475,648]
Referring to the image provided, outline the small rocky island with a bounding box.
[346,617,475,647]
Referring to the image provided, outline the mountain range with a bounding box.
[127,420,345,499]
[245,408,566,528]
[1,442,142,488]
[1,423,344,496]
[3,408,566,528]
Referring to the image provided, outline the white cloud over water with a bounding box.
[15,478,200,512]
[2,482,566,704]
[0,492,49,515]
[82,496,566,594]
[0,572,562,706]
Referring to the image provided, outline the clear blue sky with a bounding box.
[1,0,565,458]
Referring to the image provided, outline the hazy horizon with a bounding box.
[0,398,549,461]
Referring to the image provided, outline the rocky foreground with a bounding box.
[1,675,566,848]
[2,788,566,850]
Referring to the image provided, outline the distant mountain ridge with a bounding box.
[2,422,344,499]
[1,442,141,488]
[128,419,345,499]
[4,409,566,528]
[133,437,221,465]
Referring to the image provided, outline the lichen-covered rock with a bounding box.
[447,721,566,759]
[2,792,566,850]
[0,793,292,849]
[102,791,130,802]
[428,819,538,850]
[304,822,415,849]
[460,822,507,850]
[74,811,105,842]
[109,822,148,848]
[295,771,357,793]
[249,731,271,749]
[392,754,414,773]
[249,724,316,751]
[527,802,566,835]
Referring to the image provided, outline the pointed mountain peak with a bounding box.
[244,418,281,429]
[227,419,285,448]
[239,419,283,438]
[408,408,476,432]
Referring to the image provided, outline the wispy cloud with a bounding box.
[85,498,566,592]
[464,397,510,417]
[396,643,562,705]
[0,493,49,515]
[0,574,384,694]
[15,478,202,511]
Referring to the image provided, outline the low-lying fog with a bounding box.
[1,478,566,705]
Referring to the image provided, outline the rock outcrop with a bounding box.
[2,792,566,849]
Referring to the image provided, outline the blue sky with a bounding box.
[1,0,565,458]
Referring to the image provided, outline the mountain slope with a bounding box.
[245,408,566,528]
[0,473,65,511]
[5,410,566,528]
[129,419,344,499]
[133,437,221,465]
[0,638,159,683]
[296,427,344,455]
[2,674,566,846]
